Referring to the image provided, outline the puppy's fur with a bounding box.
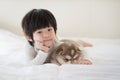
[44,39,88,65]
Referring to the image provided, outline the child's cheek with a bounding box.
[33,35,43,42]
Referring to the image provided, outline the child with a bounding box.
[21,9,92,65]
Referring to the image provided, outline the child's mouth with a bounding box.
[43,39,53,47]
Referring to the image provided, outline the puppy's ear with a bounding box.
[57,47,63,53]
[54,44,65,55]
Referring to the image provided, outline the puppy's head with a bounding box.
[51,41,84,65]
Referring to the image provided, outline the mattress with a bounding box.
[0,29,120,80]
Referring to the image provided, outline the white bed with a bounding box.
[0,29,120,80]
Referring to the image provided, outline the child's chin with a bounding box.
[44,43,52,48]
[44,41,53,47]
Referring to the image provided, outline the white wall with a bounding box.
[0,0,120,38]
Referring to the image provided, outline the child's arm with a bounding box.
[76,40,93,47]
[75,41,93,65]
[29,50,48,65]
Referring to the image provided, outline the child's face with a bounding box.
[33,27,56,48]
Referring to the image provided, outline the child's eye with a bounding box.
[48,28,52,31]
[37,31,42,34]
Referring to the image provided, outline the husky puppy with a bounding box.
[44,39,92,65]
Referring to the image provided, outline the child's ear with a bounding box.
[25,35,33,42]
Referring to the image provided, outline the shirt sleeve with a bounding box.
[24,41,48,65]
[29,50,48,65]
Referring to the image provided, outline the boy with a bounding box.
[22,9,92,65]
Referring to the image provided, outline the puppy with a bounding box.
[44,39,92,65]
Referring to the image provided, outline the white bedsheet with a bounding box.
[0,29,120,80]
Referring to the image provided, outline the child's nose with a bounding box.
[43,32,49,37]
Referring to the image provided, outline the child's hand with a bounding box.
[73,59,92,65]
[34,41,50,53]
[76,40,93,47]
[78,59,92,65]
[83,42,93,47]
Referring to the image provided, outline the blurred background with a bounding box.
[0,0,120,38]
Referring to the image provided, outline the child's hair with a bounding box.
[21,9,57,46]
